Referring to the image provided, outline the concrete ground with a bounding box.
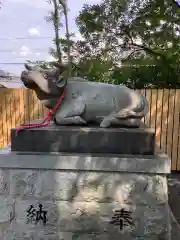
[168,173,180,239]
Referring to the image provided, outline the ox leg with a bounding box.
[100,116,141,128]
[111,109,137,119]
[54,99,87,125]
[100,108,137,128]
[117,118,141,127]
[54,116,87,125]
[100,116,117,127]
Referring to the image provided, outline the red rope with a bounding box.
[16,89,65,136]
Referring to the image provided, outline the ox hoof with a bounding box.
[100,120,111,128]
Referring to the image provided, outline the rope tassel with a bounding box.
[16,89,65,136]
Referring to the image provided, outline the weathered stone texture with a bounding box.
[0,196,14,239]
[0,165,170,239]
[0,196,14,224]
[10,170,167,205]
[4,229,36,240]
[0,170,10,196]
[11,200,169,237]
[3,231,169,240]
[0,152,171,174]
[11,126,155,155]
[71,232,167,240]
[4,228,72,240]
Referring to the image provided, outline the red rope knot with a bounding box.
[46,110,53,121]
[16,89,65,136]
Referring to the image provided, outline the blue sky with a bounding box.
[0,0,100,75]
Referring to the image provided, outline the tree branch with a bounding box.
[131,42,166,59]
[52,0,62,64]
[59,0,72,77]
[121,49,143,63]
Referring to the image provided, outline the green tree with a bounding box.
[59,0,71,73]
[47,0,62,64]
[45,0,71,63]
[76,0,180,64]
[29,0,180,88]
[74,0,180,87]
[31,0,74,78]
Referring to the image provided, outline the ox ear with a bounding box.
[56,77,67,89]
[51,61,63,68]
[43,68,60,78]
[51,62,66,73]
[24,63,33,71]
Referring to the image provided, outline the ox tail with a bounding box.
[133,95,149,118]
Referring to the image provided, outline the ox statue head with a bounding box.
[21,62,67,109]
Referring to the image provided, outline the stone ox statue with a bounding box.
[21,63,148,128]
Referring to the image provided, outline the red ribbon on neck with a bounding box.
[16,89,65,136]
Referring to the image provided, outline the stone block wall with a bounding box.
[0,149,171,240]
[0,168,170,240]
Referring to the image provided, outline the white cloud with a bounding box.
[28,28,40,36]
[9,0,50,9]
[118,39,124,45]
[19,45,31,56]
[46,55,55,62]
[146,21,151,26]
[167,42,173,48]
[84,0,101,3]
[160,20,166,25]
[72,32,84,41]
[134,38,142,45]
[35,52,41,56]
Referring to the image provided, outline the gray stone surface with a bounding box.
[0,152,170,173]
[10,171,168,204]
[11,125,155,155]
[12,200,169,234]
[4,230,72,240]
[0,196,14,224]
[20,63,149,128]
[171,210,180,240]
[0,169,171,239]
[0,170,9,196]
[0,147,171,239]
[1,198,169,237]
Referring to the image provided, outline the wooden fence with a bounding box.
[0,88,180,171]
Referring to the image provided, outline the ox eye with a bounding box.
[43,74,48,79]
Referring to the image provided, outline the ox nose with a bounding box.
[21,71,29,82]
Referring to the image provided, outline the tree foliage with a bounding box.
[76,0,180,62]
[32,0,180,88]
[73,0,180,88]
[45,0,73,72]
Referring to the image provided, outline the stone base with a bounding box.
[11,122,155,154]
[0,148,171,239]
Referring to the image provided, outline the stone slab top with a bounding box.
[12,124,155,132]
[11,124,156,155]
[0,145,171,174]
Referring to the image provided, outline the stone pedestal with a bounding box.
[0,144,171,239]
[11,122,155,155]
